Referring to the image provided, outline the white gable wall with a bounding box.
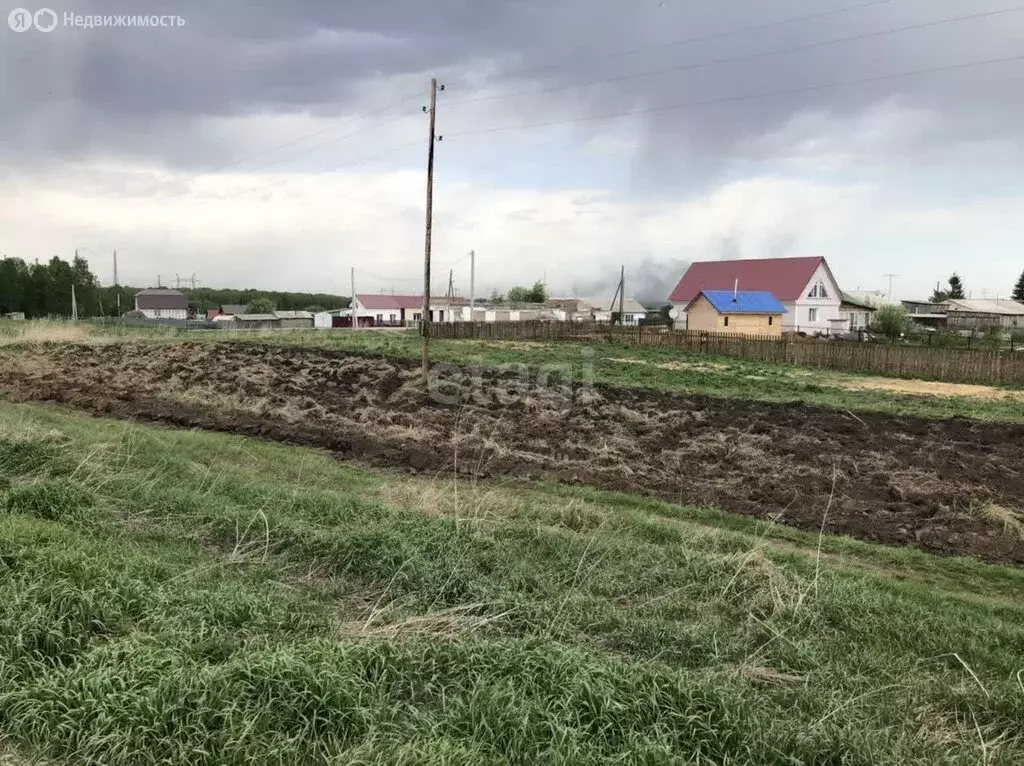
[787,261,842,334]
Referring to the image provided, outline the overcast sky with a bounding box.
[3,0,1023,301]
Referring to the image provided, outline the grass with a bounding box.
[0,402,1022,764]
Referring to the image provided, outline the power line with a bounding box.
[441,250,474,271]
[186,140,422,202]
[153,111,419,203]
[445,5,1024,109]
[354,268,422,284]
[447,52,1024,139]
[139,91,421,200]
[478,0,900,85]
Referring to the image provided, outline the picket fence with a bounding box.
[425,321,1024,387]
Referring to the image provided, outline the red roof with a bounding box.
[356,294,424,310]
[668,257,826,303]
[206,309,221,320]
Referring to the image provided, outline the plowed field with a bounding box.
[2,342,1022,565]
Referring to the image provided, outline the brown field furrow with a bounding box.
[2,341,1023,565]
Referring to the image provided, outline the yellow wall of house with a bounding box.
[685,296,783,336]
[685,296,721,332]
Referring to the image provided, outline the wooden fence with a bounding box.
[425,322,1024,387]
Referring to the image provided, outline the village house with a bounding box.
[668,256,842,335]
[548,297,647,325]
[133,288,188,320]
[839,292,877,332]
[683,290,785,336]
[351,294,423,327]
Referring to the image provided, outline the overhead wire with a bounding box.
[446,52,1024,138]
[142,91,422,200]
[443,5,1024,109]
[177,139,423,202]
[475,0,901,84]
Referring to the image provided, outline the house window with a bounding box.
[808,281,830,299]
[768,316,773,326]
[376,314,383,322]
[808,308,819,322]
[724,316,729,327]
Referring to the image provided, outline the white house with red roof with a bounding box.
[668,256,843,335]
[351,294,470,326]
[351,294,424,326]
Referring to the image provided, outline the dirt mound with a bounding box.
[2,341,1022,566]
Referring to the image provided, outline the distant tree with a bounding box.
[1012,270,1024,302]
[490,289,506,303]
[246,297,276,314]
[872,304,911,340]
[506,281,547,304]
[946,273,966,300]
[929,285,950,304]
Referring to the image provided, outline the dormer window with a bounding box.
[808,280,829,299]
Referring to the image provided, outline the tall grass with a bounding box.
[0,403,1021,764]
[0,320,93,345]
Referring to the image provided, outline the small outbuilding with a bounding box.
[683,290,786,336]
[233,313,280,330]
[272,310,314,329]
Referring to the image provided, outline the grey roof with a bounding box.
[234,313,279,321]
[220,304,248,315]
[272,310,314,319]
[135,288,188,310]
[577,297,648,315]
[137,288,185,296]
[943,299,1024,316]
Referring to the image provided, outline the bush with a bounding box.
[982,326,1006,350]
[871,305,910,340]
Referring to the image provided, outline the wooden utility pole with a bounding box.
[421,77,440,385]
[618,265,625,325]
[113,250,120,315]
[350,266,356,329]
[469,250,475,326]
[608,267,625,325]
[884,273,899,302]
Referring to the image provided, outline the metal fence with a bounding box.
[425,322,1024,386]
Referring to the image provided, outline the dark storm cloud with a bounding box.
[2,0,1023,175]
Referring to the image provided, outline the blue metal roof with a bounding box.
[696,290,787,315]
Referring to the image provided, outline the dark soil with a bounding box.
[3,341,1023,566]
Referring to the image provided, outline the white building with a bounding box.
[668,257,842,335]
[134,288,188,320]
[548,297,647,325]
[351,294,424,326]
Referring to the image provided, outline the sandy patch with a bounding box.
[836,376,1024,402]
[609,357,732,372]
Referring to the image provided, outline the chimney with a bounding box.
[733,279,739,302]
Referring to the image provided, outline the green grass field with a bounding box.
[1,402,1022,764]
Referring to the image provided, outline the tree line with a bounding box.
[0,255,350,318]
[930,270,1024,303]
